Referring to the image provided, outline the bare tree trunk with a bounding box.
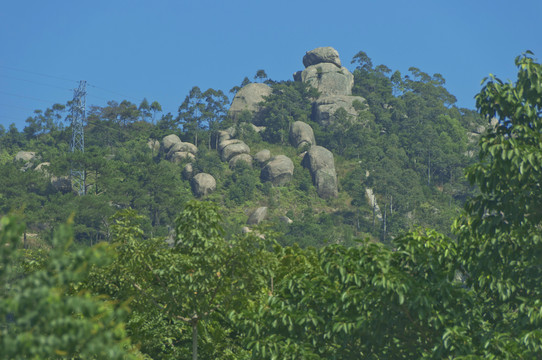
[192,321,198,360]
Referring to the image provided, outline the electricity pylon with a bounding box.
[70,80,86,195]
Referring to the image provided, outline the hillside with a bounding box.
[0,47,486,247]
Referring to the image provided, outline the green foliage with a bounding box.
[259,81,319,144]
[453,51,542,357]
[0,215,139,359]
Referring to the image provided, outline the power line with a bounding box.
[0,65,77,83]
[0,74,75,91]
[0,90,61,104]
[88,84,141,102]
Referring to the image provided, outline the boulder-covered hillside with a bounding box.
[0,46,486,247]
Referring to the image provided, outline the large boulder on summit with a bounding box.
[313,95,367,127]
[162,134,182,152]
[221,142,250,162]
[229,83,272,121]
[301,63,354,96]
[261,155,294,186]
[303,47,341,68]
[247,207,268,225]
[303,146,338,199]
[191,173,216,197]
[290,121,316,148]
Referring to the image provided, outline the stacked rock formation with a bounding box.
[217,129,253,169]
[161,134,197,163]
[294,47,367,127]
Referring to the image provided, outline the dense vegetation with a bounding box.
[0,51,484,247]
[1,51,540,358]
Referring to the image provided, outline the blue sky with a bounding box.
[1,0,541,130]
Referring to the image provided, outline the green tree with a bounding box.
[0,215,140,359]
[91,201,274,359]
[178,86,205,147]
[454,51,542,358]
[254,69,268,83]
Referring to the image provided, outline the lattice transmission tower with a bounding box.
[69,80,87,195]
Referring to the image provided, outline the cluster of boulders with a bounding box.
[161,134,197,163]
[13,151,72,193]
[158,134,217,198]
[217,129,253,169]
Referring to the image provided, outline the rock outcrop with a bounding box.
[254,149,271,165]
[313,95,367,127]
[261,155,294,186]
[247,207,268,225]
[162,134,182,152]
[221,142,250,162]
[191,173,216,197]
[229,153,253,169]
[294,47,368,128]
[14,151,37,162]
[167,142,197,158]
[303,146,338,199]
[147,139,160,153]
[289,121,316,148]
[170,151,195,164]
[182,163,193,180]
[302,47,342,68]
[301,63,353,97]
[228,83,272,121]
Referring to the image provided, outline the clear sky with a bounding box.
[1,0,541,130]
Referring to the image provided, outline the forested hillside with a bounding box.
[3,49,540,359]
[0,48,485,247]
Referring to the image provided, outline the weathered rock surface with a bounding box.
[247,207,268,225]
[301,63,353,96]
[191,173,216,197]
[34,162,51,173]
[303,47,341,68]
[221,142,250,162]
[182,163,193,180]
[279,215,293,224]
[218,139,243,152]
[228,83,272,121]
[170,151,196,164]
[313,95,367,127]
[254,149,271,165]
[303,146,338,199]
[313,168,338,199]
[290,121,316,148]
[147,139,160,153]
[261,155,294,186]
[15,151,37,162]
[167,141,198,158]
[162,134,182,152]
[229,153,253,169]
